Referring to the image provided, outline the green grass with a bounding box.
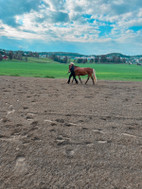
[91,63,142,81]
[0,58,142,81]
[0,58,68,78]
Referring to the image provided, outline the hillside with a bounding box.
[1,48,142,59]
[39,52,85,58]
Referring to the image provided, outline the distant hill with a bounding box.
[91,53,142,59]
[1,48,142,59]
[39,52,85,58]
[41,52,142,59]
[105,53,130,58]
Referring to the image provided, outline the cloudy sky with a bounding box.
[0,0,142,55]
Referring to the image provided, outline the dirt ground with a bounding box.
[0,76,142,189]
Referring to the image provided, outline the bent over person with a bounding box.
[67,62,78,84]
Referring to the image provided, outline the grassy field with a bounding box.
[0,57,142,81]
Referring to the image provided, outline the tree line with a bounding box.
[75,56,126,64]
[49,54,126,64]
[49,54,68,63]
[0,50,126,64]
[0,50,40,61]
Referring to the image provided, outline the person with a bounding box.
[67,62,78,84]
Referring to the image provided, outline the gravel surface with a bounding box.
[0,76,142,189]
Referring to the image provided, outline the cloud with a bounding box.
[0,0,142,55]
[0,0,41,26]
[35,11,69,23]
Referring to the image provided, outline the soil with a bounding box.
[0,76,142,189]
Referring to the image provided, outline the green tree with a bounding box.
[9,51,13,60]
[0,53,3,61]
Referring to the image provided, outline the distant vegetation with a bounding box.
[1,49,142,64]
[0,57,142,81]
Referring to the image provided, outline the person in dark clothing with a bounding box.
[67,63,78,84]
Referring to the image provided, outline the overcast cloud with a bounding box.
[0,0,142,55]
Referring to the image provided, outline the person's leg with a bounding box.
[72,73,78,84]
[67,73,73,84]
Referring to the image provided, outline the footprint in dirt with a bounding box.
[31,100,36,103]
[7,105,15,115]
[81,127,88,130]
[127,126,136,130]
[55,119,65,123]
[64,148,75,158]
[26,116,33,121]
[3,89,11,93]
[26,113,36,121]
[15,156,27,174]
[1,117,10,123]
[23,106,29,110]
[26,96,31,98]
[56,135,70,146]
[30,121,38,127]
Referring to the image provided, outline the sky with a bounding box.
[0,0,142,55]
